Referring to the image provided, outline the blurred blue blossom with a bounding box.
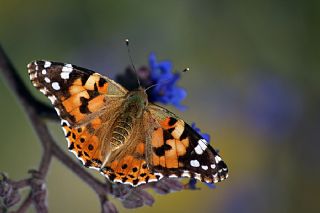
[245,73,304,140]
[115,53,187,111]
[148,53,187,111]
[191,123,211,142]
[212,72,304,141]
[187,123,215,189]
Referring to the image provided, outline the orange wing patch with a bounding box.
[150,113,229,184]
[101,143,161,186]
[61,119,104,169]
[60,75,108,123]
[151,117,189,170]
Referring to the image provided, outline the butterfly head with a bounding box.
[125,88,148,117]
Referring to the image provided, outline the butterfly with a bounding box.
[28,60,228,187]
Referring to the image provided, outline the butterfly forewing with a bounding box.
[28,60,127,124]
[28,60,127,169]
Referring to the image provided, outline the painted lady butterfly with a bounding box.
[27,60,228,186]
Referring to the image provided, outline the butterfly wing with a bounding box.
[28,60,127,168]
[147,104,228,184]
[28,60,127,125]
[100,117,161,186]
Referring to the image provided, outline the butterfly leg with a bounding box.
[101,152,112,169]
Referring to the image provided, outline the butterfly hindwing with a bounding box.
[148,104,228,183]
[100,118,161,186]
[61,101,124,170]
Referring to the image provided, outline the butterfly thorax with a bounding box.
[109,89,148,150]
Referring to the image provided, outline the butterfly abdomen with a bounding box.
[109,90,148,150]
[110,116,134,150]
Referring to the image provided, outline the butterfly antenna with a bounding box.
[182,67,190,72]
[125,39,141,88]
[144,67,190,92]
[144,83,160,92]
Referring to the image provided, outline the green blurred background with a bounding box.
[1,0,319,212]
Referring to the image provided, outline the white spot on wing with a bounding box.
[154,172,164,179]
[52,82,60,90]
[61,64,73,79]
[199,139,208,150]
[44,61,51,68]
[211,164,216,169]
[122,181,133,186]
[62,64,73,72]
[42,69,47,75]
[29,72,38,80]
[65,137,71,149]
[89,166,100,171]
[194,144,203,155]
[148,178,158,183]
[61,119,70,127]
[70,148,85,165]
[136,181,146,186]
[54,107,61,116]
[39,88,49,95]
[190,160,200,167]
[215,156,222,163]
[61,72,71,79]
[195,139,208,155]
[194,173,201,180]
[44,77,51,83]
[48,95,57,104]
[201,165,208,170]
[181,171,190,177]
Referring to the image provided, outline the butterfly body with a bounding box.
[28,60,228,187]
[108,89,147,151]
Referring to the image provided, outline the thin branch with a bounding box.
[10,179,30,189]
[13,192,33,213]
[51,142,109,196]
[0,45,58,121]
[0,44,111,212]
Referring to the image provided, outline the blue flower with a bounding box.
[148,53,187,111]
[191,123,211,142]
[244,73,303,140]
[187,123,215,189]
